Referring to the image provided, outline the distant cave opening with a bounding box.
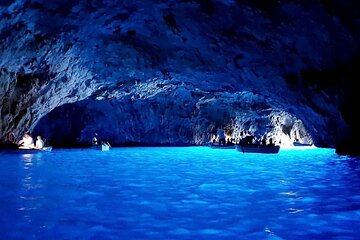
[33,98,195,147]
[32,95,315,148]
[33,101,90,148]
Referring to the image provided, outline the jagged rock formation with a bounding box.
[0,0,359,152]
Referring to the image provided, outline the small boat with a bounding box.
[2,146,53,154]
[90,144,110,151]
[42,146,52,152]
[293,142,313,147]
[235,144,280,154]
[208,143,235,149]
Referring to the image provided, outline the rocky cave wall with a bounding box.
[0,0,359,151]
[33,89,313,147]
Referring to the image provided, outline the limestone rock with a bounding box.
[0,0,359,152]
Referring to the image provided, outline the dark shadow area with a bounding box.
[33,98,195,148]
[336,53,360,155]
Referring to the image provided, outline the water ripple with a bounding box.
[0,147,359,239]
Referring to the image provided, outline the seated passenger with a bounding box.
[18,132,35,149]
[242,135,254,145]
[101,141,111,147]
[226,138,234,145]
[268,138,275,146]
[35,136,45,149]
[92,133,99,146]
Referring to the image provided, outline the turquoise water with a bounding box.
[0,147,359,239]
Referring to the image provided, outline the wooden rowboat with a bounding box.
[293,142,313,147]
[208,143,235,149]
[235,144,280,154]
[90,144,110,151]
[1,146,53,154]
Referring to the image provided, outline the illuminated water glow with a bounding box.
[281,145,317,150]
[0,147,359,239]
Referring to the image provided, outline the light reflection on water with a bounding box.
[22,154,33,168]
[17,153,45,223]
[0,147,359,239]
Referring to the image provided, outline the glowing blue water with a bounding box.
[0,147,359,239]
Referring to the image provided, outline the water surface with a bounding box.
[0,147,359,239]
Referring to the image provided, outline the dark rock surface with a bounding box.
[0,0,359,153]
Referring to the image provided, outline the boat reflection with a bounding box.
[21,154,34,169]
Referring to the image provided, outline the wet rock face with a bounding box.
[0,1,359,150]
[34,89,313,147]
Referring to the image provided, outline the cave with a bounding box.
[0,0,359,153]
[32,90,314,148]
[2,1,360,238]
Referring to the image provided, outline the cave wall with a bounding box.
[0,0,359,151]
[34,87,313,147]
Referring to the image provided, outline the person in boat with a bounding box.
[35,135,45,149]
[216,127,226,145]
[261,137,267,146]
[92,133,99,146]
[226,138,234,146]
[241,132,254,145]
[268,138,275,146]
[18,132,35,149]
[101,141,111,148]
